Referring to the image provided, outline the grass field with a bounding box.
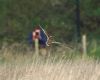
[0,43,100,80]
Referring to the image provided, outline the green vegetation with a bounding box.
[0,0,100,42]
[0,0,100,58]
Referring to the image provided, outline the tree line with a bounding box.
[0,0,100,44]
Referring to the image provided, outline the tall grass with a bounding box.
[0,43,100,80]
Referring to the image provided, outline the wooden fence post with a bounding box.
[82,34,87,57]
[35,39,39,56]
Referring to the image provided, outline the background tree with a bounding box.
[0,0,99,44]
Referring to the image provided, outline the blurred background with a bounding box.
[0,0,100,57]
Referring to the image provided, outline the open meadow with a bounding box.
[0,43,100,80]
